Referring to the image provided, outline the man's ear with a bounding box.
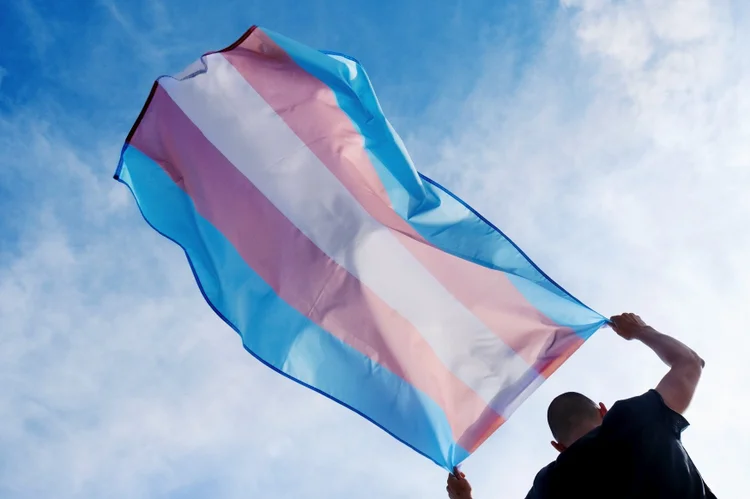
[551,441,566,453]
[598,402,608,418]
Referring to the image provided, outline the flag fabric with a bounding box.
[114,26,608,469]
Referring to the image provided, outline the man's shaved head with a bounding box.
[547,392,603,448]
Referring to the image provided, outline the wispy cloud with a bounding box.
[96,0,172,69]
[16,0,56,58]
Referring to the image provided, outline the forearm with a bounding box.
[610,314,704,414]
[636,326,704,368]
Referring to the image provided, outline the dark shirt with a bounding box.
[525,390,715,498]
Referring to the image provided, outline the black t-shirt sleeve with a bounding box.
[603,389,689,438]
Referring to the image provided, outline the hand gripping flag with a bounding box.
[114,26,607,469]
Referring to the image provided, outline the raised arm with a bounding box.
[610,313,704,414]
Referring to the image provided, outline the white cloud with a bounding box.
[1,0,748,497]
[16,0,56,58]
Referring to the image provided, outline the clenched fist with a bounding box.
[610,313,650,341]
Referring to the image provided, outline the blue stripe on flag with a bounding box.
[116,144,470,469]
[263,28,606,337]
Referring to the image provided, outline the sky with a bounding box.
[1,0,748,497]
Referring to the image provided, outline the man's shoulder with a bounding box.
[602,390,660,429]
[535,461,555,480]
[604,389,689,436]
[525,463,555,499]
[611,388,663,410]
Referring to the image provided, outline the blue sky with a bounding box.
[1,0,749,497]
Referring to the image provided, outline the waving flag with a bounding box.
[114,26,607,469]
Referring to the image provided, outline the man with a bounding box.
[446,313,715,498]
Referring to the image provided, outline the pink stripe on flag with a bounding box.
[129,85,503,451]
[223,29,580,382]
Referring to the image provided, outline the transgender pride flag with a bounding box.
[114,26,607,469]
